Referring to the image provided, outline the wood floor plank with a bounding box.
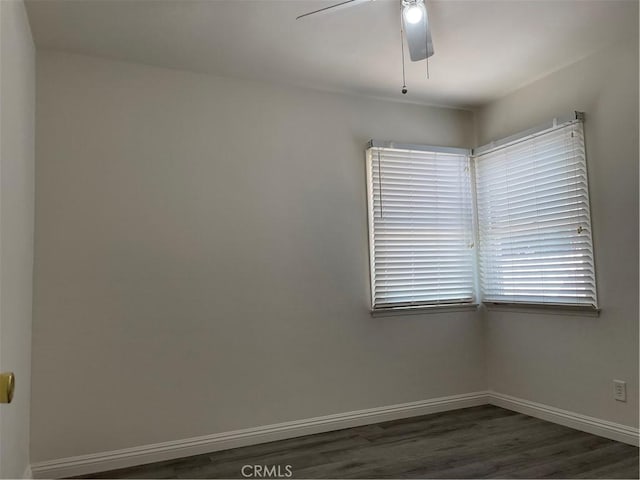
[76,405,639,479]
[576,456,640,479]
[512,442,637,479]
[415,432,614,478]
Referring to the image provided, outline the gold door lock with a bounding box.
[0,372,15,403]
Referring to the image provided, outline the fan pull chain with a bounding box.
[400,28,407,94]
[425,18,430,79]
[426,52,430,79]
[400,0,407,94]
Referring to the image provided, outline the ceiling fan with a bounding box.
[296,0,434,94]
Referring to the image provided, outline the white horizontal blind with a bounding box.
[474,121,597,307]
[366,147,476,309]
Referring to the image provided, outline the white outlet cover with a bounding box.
[613,380,627,402]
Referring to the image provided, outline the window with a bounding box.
[474,120,597,308]
[365,142,476,311]
[365,113,598,313]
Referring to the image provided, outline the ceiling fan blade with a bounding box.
[296,0,372,20]
[403,3,434,61]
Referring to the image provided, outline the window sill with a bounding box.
[483,302,600,317]
[371,304,479,318]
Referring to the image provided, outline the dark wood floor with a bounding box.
[79,405,639,479]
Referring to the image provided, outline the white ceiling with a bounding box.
[25,0,638,108]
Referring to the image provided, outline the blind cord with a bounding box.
[377,150,384,218]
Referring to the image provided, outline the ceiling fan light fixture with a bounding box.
[403,1,424,24]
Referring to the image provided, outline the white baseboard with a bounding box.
[488,391,640,447]
[22,464,32,479]
[30,391,489,479]
[30,390,639,478]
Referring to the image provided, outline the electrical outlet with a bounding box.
[613,380,627,402]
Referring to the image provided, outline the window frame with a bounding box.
[472,111,599,312]
[365,112,599,316]
[365,141,479,314]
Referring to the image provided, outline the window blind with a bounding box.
[366,146,476,310]
[474,121,598,307]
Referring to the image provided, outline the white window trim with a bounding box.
[473,112,598,310]
[483,302,600,317]
[371,303,480,318]
[471,111,585,156]
[366,111,599,316]
[366,144,477,312]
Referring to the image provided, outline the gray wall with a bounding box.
[31,51,483,462]
[477,31,639,427]
[0,0,35,477]
[31,27,639,465]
